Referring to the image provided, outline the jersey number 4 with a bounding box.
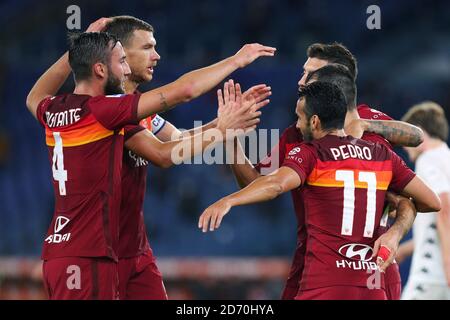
[52,132,67,196]
[336,170,387,238]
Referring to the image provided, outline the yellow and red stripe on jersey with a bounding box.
[306,159,393,190]
[45,113,124,147]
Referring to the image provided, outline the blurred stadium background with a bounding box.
[0,0,449,299]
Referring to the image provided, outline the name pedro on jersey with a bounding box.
[330,144,373,161]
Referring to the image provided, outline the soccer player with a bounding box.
[198,81,441,299]
[228,42,423,300]
[103,16,271,299]
[396,102,450,299]
[25,31,262,299]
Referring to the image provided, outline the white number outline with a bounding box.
[52,132,67,196]
[336,170,378,238]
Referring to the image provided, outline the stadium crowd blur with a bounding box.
[0,0,449,299]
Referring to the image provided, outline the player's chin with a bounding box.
[144,71,154,82]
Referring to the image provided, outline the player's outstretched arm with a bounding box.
[127,81,267,167]
[198,166,300,232]
[229,138,262,188]
[402,176,441,212]
[136,44,276,119]
[25,18,112,119]
[360,119,424,147]
[436,192,450,286]
[372,194,417,272]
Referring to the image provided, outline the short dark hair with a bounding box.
[104,15,154,47]
[68,32,119,82]
[307,42,358,80]
[299,81,347,131]
[306,64,357,111]
[401,101,449,142]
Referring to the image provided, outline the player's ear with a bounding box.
[310,115,320,130]
[93,62,107,79]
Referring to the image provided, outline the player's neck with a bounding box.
[316,129,346,139]
[424,137,445,152]
[344,109,360,128]
[125,79,139,94]
[73,81,105,96]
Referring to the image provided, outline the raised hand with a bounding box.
[242,84,272,112]
[86,17,112,32]
[198,199,231,232]
[216,80,267,137]
[233,44,276,68]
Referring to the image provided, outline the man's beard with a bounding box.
[302,123,313,142]
[104,70,125,95]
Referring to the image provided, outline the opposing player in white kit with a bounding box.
[398,101,450,300]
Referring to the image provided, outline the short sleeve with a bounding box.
[36,96,54,127]
[417,162,450,195]
[358,105,393,121]
[389,151,416,193]
[282,144,316,185]
[123,124,146,141]
[88,93,140,130]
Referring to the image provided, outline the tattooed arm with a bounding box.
[360,120,424,147]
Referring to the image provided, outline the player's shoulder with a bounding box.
[286,140,315,155]
[354,134,389,151]
[89,93,129,103]
[39,93,90,112]
[357,104,393,121]
[347,135,392,160]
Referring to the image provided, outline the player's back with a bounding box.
[36,93,140,261]
[289,135,413,290]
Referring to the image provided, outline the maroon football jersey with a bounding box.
[283,134,415,289]
[268,107,402,298]
[36,93,140,261]
[118,115,158,258]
